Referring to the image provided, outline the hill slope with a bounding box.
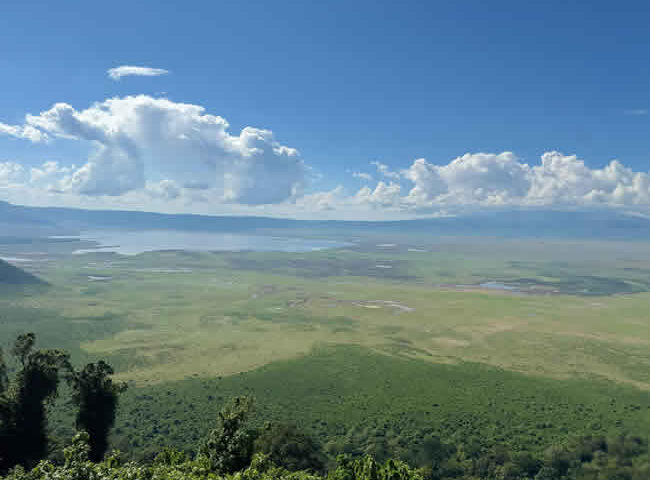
[52,345,648,462]
[0,259,44,285]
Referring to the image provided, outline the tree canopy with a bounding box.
[68,360,128,462]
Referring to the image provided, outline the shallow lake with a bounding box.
[70,230,351,255]
[479,281,518,291]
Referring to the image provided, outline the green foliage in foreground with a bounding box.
[1,334,126,472]
[2,430,649,480]
[3,343,650,479]
[198,397,255,474]
[1,334,70,470]
[254,423,326,473]
[33,348,650,479]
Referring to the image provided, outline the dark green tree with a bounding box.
[198,396,255,474]
[0,347,7,393]
[412,435,457,480]
[68,360,127,462]
[0,333,70,471]
[254,422,325,472]
[0,347,7,469]
[510,451,542,479]
[11,332,35,367]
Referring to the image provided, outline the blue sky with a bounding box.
[1,0,650,219]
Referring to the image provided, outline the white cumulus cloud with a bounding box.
[403,152,531,206]
[528,152,650,207]
[354,181,402,208]
[5,95,306,204]
[0,122,47,142]
[371,161,400,180]
[0,162,27,185]
[107,66,170,80]
[299,186,346,211]
[402,151,650,211]
[146,179,182,200]
[352,171,373,181]
[29,161,74,190]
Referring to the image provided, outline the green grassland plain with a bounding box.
[1,234,650,459]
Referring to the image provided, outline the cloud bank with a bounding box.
[401,152,650,211]
[2,95,305,205]
[107,66,170,80]
[2,94,650,219]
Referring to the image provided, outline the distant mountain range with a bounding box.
[2,200,650,240]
